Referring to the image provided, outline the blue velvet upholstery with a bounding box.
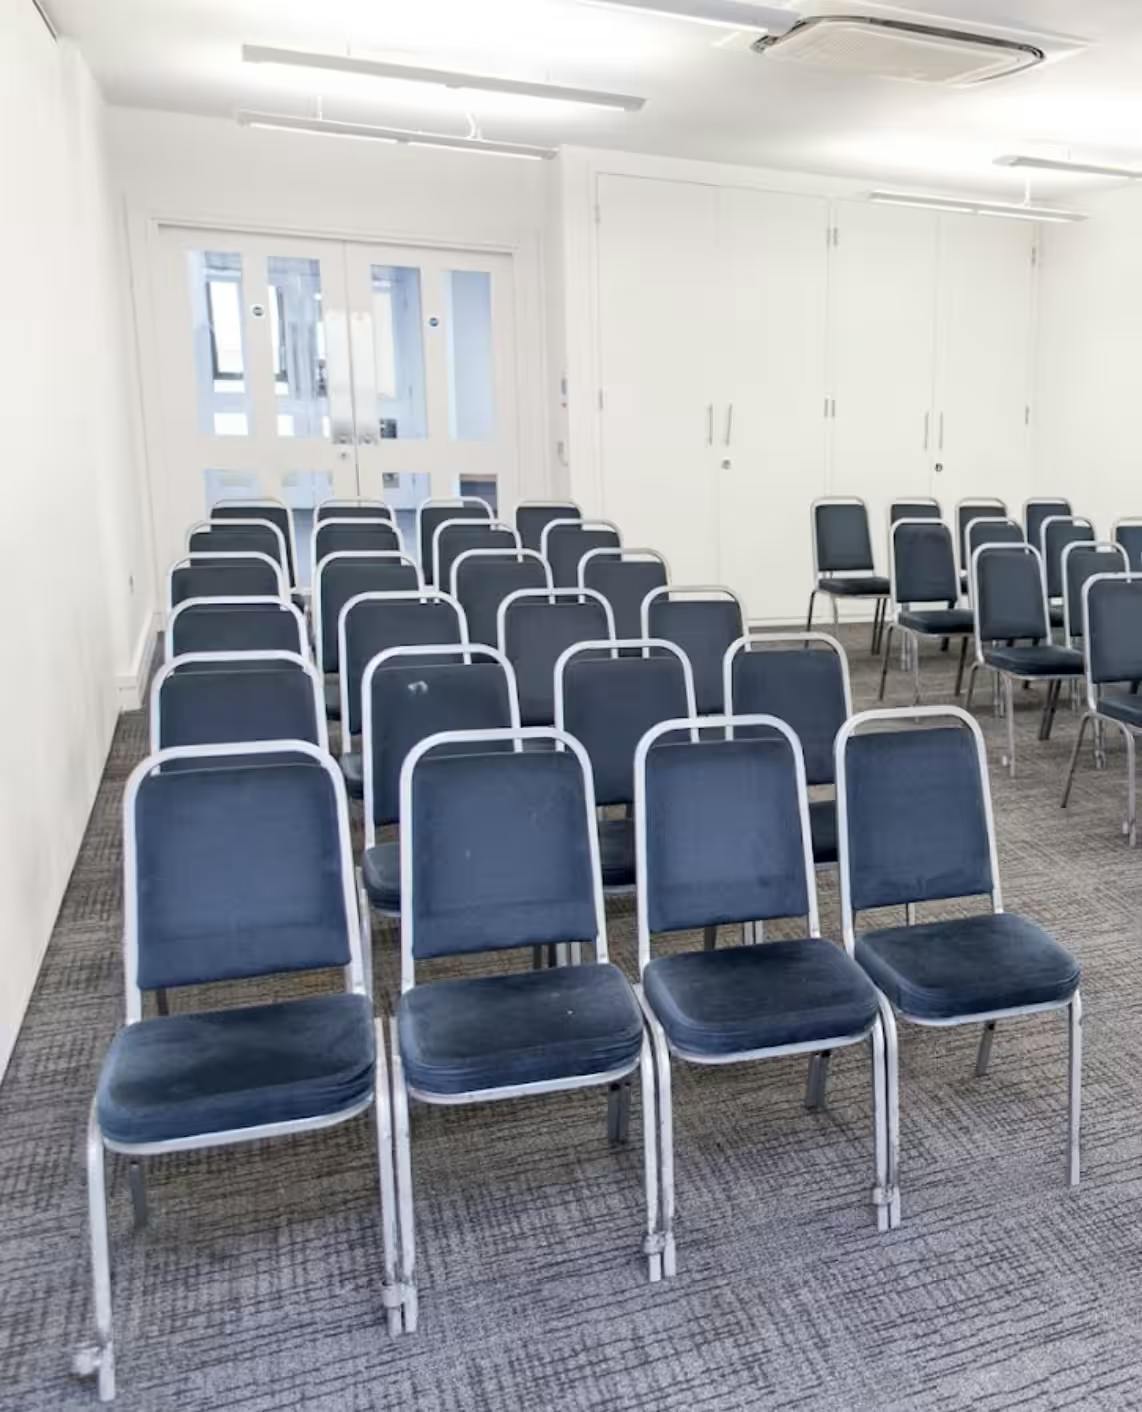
[814,503,875,574]
[362,841,400,910]
[419,504,489,581]
[646,599,743,715]
[561,654,690,804]
[156,665,320,753]
[96,993,374,1145]
[890,501,941,523]
[171,561,280,606]
[1064,547,1126,639]
[410,750,599,957]
[1088,579,1142,684]
[598,817,636,888]
[855,913,1080,1020]
[398,963,642,1095]
[644,939,879,1056]
[983,644,1082,677]
[1043,521,1093,599]
[341,600,463,736]
[317,558,419,670]
[313,521,401,564]
[454,556,549,647]
[213,503,295,583]
[503,600,611,725]
[546,526,622,588]
[1098,690,1142,729]
[645,738,809,933]
[436,525,518,593]
[957,504,1008,569]
[190,524,285,573]
[900,608,974,635]
[1116,523,1142,572]
[809,799,837,864]
[1026,501,1072,552]
[892,522,958,606]
[975,549,1048,643]
[340,751,364,798]
[582,559,668,640]
[315,503,393,523]
[170,603,302,658]
[133,762,352,989]
[729,649,846,785]
[842,727,993,913]
[966,521,1023,561]
[818,575,890,597]
[517,503,580,552]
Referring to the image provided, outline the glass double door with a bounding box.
[151,227,518,579]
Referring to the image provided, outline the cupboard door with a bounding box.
[715,187,830,621]
[596,174,721,585]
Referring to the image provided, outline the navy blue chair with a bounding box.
[1041,516,1094,630]
[166,597,307,662]
[879,520,973,703]
[74,742,398,1400]
[167,553,286,609]
[541,518,623,589]
[554,639,696,892]
[723,631,852,867]
[359,644,520,924]
[416,497,492,582]
[635,713,897,1275]
[967,544,1083,776]
[432,519,520,595]
[955,498,1008,589]
[189,520,290,586]
[963,517,1024,588]
[316,498,393,523]
[1113,519,1142,572]
[498,588,615,726]
[837,706,1082,1205]
[890,498,941,525]
[383,727,657,1332]
[311,518,403,589]
[210,500,297,587]
[1061,541,1128,647]
[808,497,890,653]
[452,549,552,647]
[580,548,669,642]
[515,500,581,552]
[313,552,422,716]
[642,586,744,716]
[1024,498,1072,558]
[1062,573,1142,845]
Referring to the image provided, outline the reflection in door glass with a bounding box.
[282,471,335,587]
[371,266,427,440]
[203,469,260,509]
[188,252,251,436]
[382,471,431,557]
[445,270,495,442]
[267,257,330,439]
[458,477,498,516]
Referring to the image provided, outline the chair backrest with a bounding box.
[642,586,745,715]
[971,543,1050,648]
[890,519,958,607]
[168,553,285,609]
[312,519,402,587]
[1041,516,1094,600]
[1063,542,1128,644]
[498,588,615,726]
[314,552,422,674]
[1112,519,1142,572]
[635,715,818,967]
[166,598,307,661]
[1084,574,1142,688]
[554,640,696,807]
[955,499,1007,573]
[580,548,670,641]
[516,500,582,552]
[965,516,1023,569]
[837,707,999,936]
[124,741,361,1009]
[339,590,468,737]
[211,500,297,585]
[812,498,875,576]
[1025,498,1072,553]
[890,498,941,525]
[542,519,623,589]
[315,498,393,523]
[723,632,851,786]
[400,728,605,979]
[150,652,326,756]
[189,518,289,578]
[452,550,552,646]
[417,498,492,580]
[433,519,520,594]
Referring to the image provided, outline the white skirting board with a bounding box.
[117,613,159,711]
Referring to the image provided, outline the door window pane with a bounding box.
[459,476,498,516]
[445,270,495,442]
[188,252,251,436]
[203,469,260,509]
[371,266,428,440]
[282,471,335,587]
[382,471,431,557]
[267,256,330,439]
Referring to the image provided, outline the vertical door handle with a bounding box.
[706,403,714,446]
[923,412,930,451]
[724,402,734,446]
[938,412,945,451]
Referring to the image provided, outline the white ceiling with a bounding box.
[49,0,1142,197]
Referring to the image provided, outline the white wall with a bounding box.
[0,9,150,1076]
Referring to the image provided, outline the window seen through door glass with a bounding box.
[371,265,428,440]
[267,257,330,439]
[188,251,251,436]
[445,269,495,442]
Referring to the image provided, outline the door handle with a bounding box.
[724,402,734,447]
[938,412,945,451]
[706,403,714,446]
[923,412,930,452]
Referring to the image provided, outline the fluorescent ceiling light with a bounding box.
[995,154,1142,179]
[237,111,557,159]
[242,44,645,112]
[869,190,1087,223]
[579,0,798,32]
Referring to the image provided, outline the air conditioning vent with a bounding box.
[752,15,1045,84]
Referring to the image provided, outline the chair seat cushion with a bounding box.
[819,576,890,598]
[644,939,879,1057]
[324,679,341,720]
[398,963,643,1095]
[1098,689,1142,729]
[598,817,635,888]
[899,608,974,635]
[96,993,374,1146]
[855,912,1080,1022]
[362,842,400,912]
[809,799,837,865]
[984,645,1082,677]
[340,751,364,798]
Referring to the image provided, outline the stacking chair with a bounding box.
[1025,498,1072,556]
[516,499,581,552]
[955,498,1008,591]
[1062,573,1142,845]
[541,518,622,589]
[167,553,286,610]
[311,518,402,590]
[166,597,307,662]
[212,498,299,588]
[634,713,897,1277]
[554,640,696,892]
[188,519,290,585]
[890,497,941,524]
[498,587,615,726]
[1041,517,1094,630]
[642,585,744,715]
[1112,518,1142,571]
[580,548,669,641]
[837,706,1082,1207]
[964,516,1023,582]
[807,497,891,652]
[150,652,327,756]
[724,632,852,868]
[384,727,656,1333]
[313,552,422,716]
[1062,541,1128,647]
[432,518,519,594]
[878,520,974,703]
[967,544,1083,776]
[451,549,552,647]
[316,498,393,523]
[338,590,469,795]
[74,741,397,1400]
[416,497,492,581]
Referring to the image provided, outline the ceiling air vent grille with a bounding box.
[752,16,1045,84]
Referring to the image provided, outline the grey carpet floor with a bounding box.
[4,627,1142,1411]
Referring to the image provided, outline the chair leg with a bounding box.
[964,662,979,714]
[73,1102,115,1402]
[607,1079,632,1146]
[1067,991,1083,1187]
[954,637,968,697]
[128,1160,147,1232]
[870,598,882,654]
[1117,720,1137,846]
[1003,676,1017,777]
[878,624,895,701]
[1061,713,1091,810]
[909,631,922,706]
[390,1026,418,1333]
[638,1031,663,1284]
[872,1003,900,1232]
[703,925,717,951]
[371,1019,403,1336]
[805,590,817,634]
[154,989,169,1017]
[804,1051,830,1111]
[974,1021,996,1078]
[637,1002,676,1279]
[357,872,373,1002]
